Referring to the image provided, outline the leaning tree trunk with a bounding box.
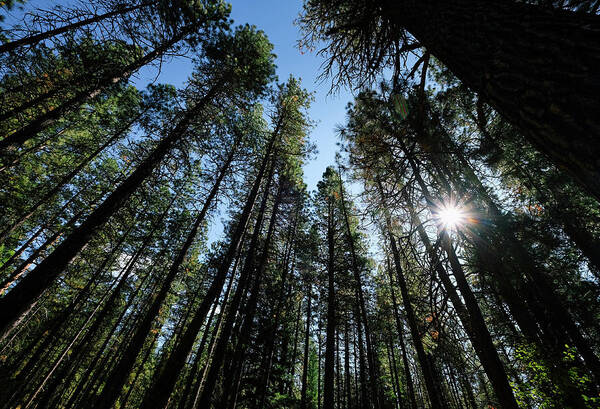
[134,131,279,409]
[300,281,313,409]
[385,222,444,409]
[384,257,417,409]
[0,82,221,341]
[89,135,239,409]
[387,0,600,200]
[323,199,337,409]
[194,161,279,409]
[337,171,380,409]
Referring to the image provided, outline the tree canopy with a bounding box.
[0,1,599,408]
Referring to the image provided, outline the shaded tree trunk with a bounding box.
[301,283,313,409]
[323,199,336,409]
[89,134,237,409]
[137,133,279,409]
[386,225,444,409]
[384,257,417,409]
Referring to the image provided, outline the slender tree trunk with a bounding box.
[384,258,417,409]
[301,283,313,409]
[323,199,336,409]
[387,0,600,200]
[138,134,279,409]
[337,171,380,409]
[0,83,221,340]
[386,226,444,409]
[186,250,243,409]
[198,171,280,409]
[317,309,323,409]
[226,204,278,408]
[232,183,283,409]
[388,336,403,409]
[176,293,220,409]
[288,294,304,395]
[344,319,352,409]
[256,213,299,408]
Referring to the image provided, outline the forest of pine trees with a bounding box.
[0,0,599,408]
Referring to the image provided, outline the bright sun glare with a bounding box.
[438,205,465,230]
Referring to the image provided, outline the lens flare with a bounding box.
[437,204,465,230]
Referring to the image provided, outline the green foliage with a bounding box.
[513,344,600,409]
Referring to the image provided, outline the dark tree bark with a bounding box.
[386,224,444,409]
[228,181,283,409]
[195,164,280,409]
[301,282,313,409]
[384,258,417,409]
[0,83,221,340]
[385,0,600,200]
[337,170,380,409]
[255,210,298,408]
[135,131,279,409]
[89,133,238,409]
[323,198,336,409]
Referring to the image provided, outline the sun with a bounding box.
[437,204,465,230]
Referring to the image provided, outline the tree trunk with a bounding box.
[337,171,379,409]
[384,258,417,409]
[196,166,279,409]
[232,182,283,409]
[388,0,600,200]
[323,199,336,409]
[137,133,278,409]
[89,136,236,409]
[187,251,243,409]
[301,283,313,409]
[256,211,299,408]
[386,226,444,409]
